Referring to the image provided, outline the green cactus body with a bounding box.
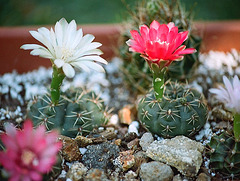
[208,131,240,178]
[138,82,207,138]
[27,88,109,138]
[119,0,201,95]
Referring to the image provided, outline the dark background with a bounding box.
[1,0,240,26]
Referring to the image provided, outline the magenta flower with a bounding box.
[126,20,196,68]
[0,120,62,181]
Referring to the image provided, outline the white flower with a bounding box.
[21,18,108,78]
[209,75,240,113]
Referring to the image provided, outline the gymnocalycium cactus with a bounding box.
[120,0,201,95]
[126,19,208,138]
[138,81,207,138]
[207,131,240,178]
[27,88,110,138]
[208,75,240,177]
[21,18,107,105]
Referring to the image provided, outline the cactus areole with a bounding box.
[127,20,196,100]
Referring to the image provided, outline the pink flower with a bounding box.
[0,120,62,181]
[209,75,240,114]
[126,20,196,68]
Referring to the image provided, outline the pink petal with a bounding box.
[150,20,161,30]
[167,22,175,30]
[140,25,149,43]
[174,31,188,49]
[149,28,158,41]
[29,171,42,181]
[177,48,196,55]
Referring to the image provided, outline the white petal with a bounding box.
[71,61,90,72]
[55,21,63,46]
[80,61,105,72]
[54,59,64,68]
[71,28,83,49]
[77,34,95,48]
[77,56,108,64]
[77,49,103,57]
[30,49,53,59]
[63,63,75,78]
[21,44,44,50]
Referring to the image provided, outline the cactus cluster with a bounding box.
[138,81,207,138]
[207,130,240,178]
[119,0,201,95]
[27,88,110,138]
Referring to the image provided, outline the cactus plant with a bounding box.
[27,87,110,138]
[138,81,207,138]
[119,0,201,95]
[207,130,240,178]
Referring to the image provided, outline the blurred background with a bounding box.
[1,0,240,26]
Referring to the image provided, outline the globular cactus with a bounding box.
[27,88,110,138]
[207,130,240,178]
[119,0,201,95]
[138,81,207,138]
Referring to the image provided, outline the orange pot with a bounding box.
[1,21,240,74]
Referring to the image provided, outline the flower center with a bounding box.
[21,150,37,166]
[61,47,74,61]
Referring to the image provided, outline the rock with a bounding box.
[123,132,138,142]
[127,138,139,150]
[85,168,109,181]
[124,170,138,181]
[146,136,204,177]
[100,127,117,140]
[139,161,174,181]
[132,151,149,174]
[66,162,88,181]
[196,173,211,181]
[75,135,93,147]
[58,135,82,162]
[82,142,120,170]
[139,132,154,151]
[118,104,136,125]
[114,150,135,171]
[172,174,182,181]
[114,139,121,146]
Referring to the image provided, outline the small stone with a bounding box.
[75,135,93,147]
[58,135,82,162]
[114,139,121,146]
[118,104,136,125]
[139,161,174,181]
[146,136,204,177]
[85,168,109,181]
[100,128,117,140]
[124,170,138,180]
[114,150,135,171]
[123,132,138,142]
[196,173,211,181]
[66,162,88,181]
[127,138,139,150]
[82,142,120,170]
[139,132,154,151]
[172,174,182,181]
[132,151,149,174]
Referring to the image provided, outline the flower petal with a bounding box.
[54,59,64,68]
[62,63,75,78]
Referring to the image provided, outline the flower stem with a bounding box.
[234,113,240,142]
[50,65,65,105]
[151,63,166,101]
